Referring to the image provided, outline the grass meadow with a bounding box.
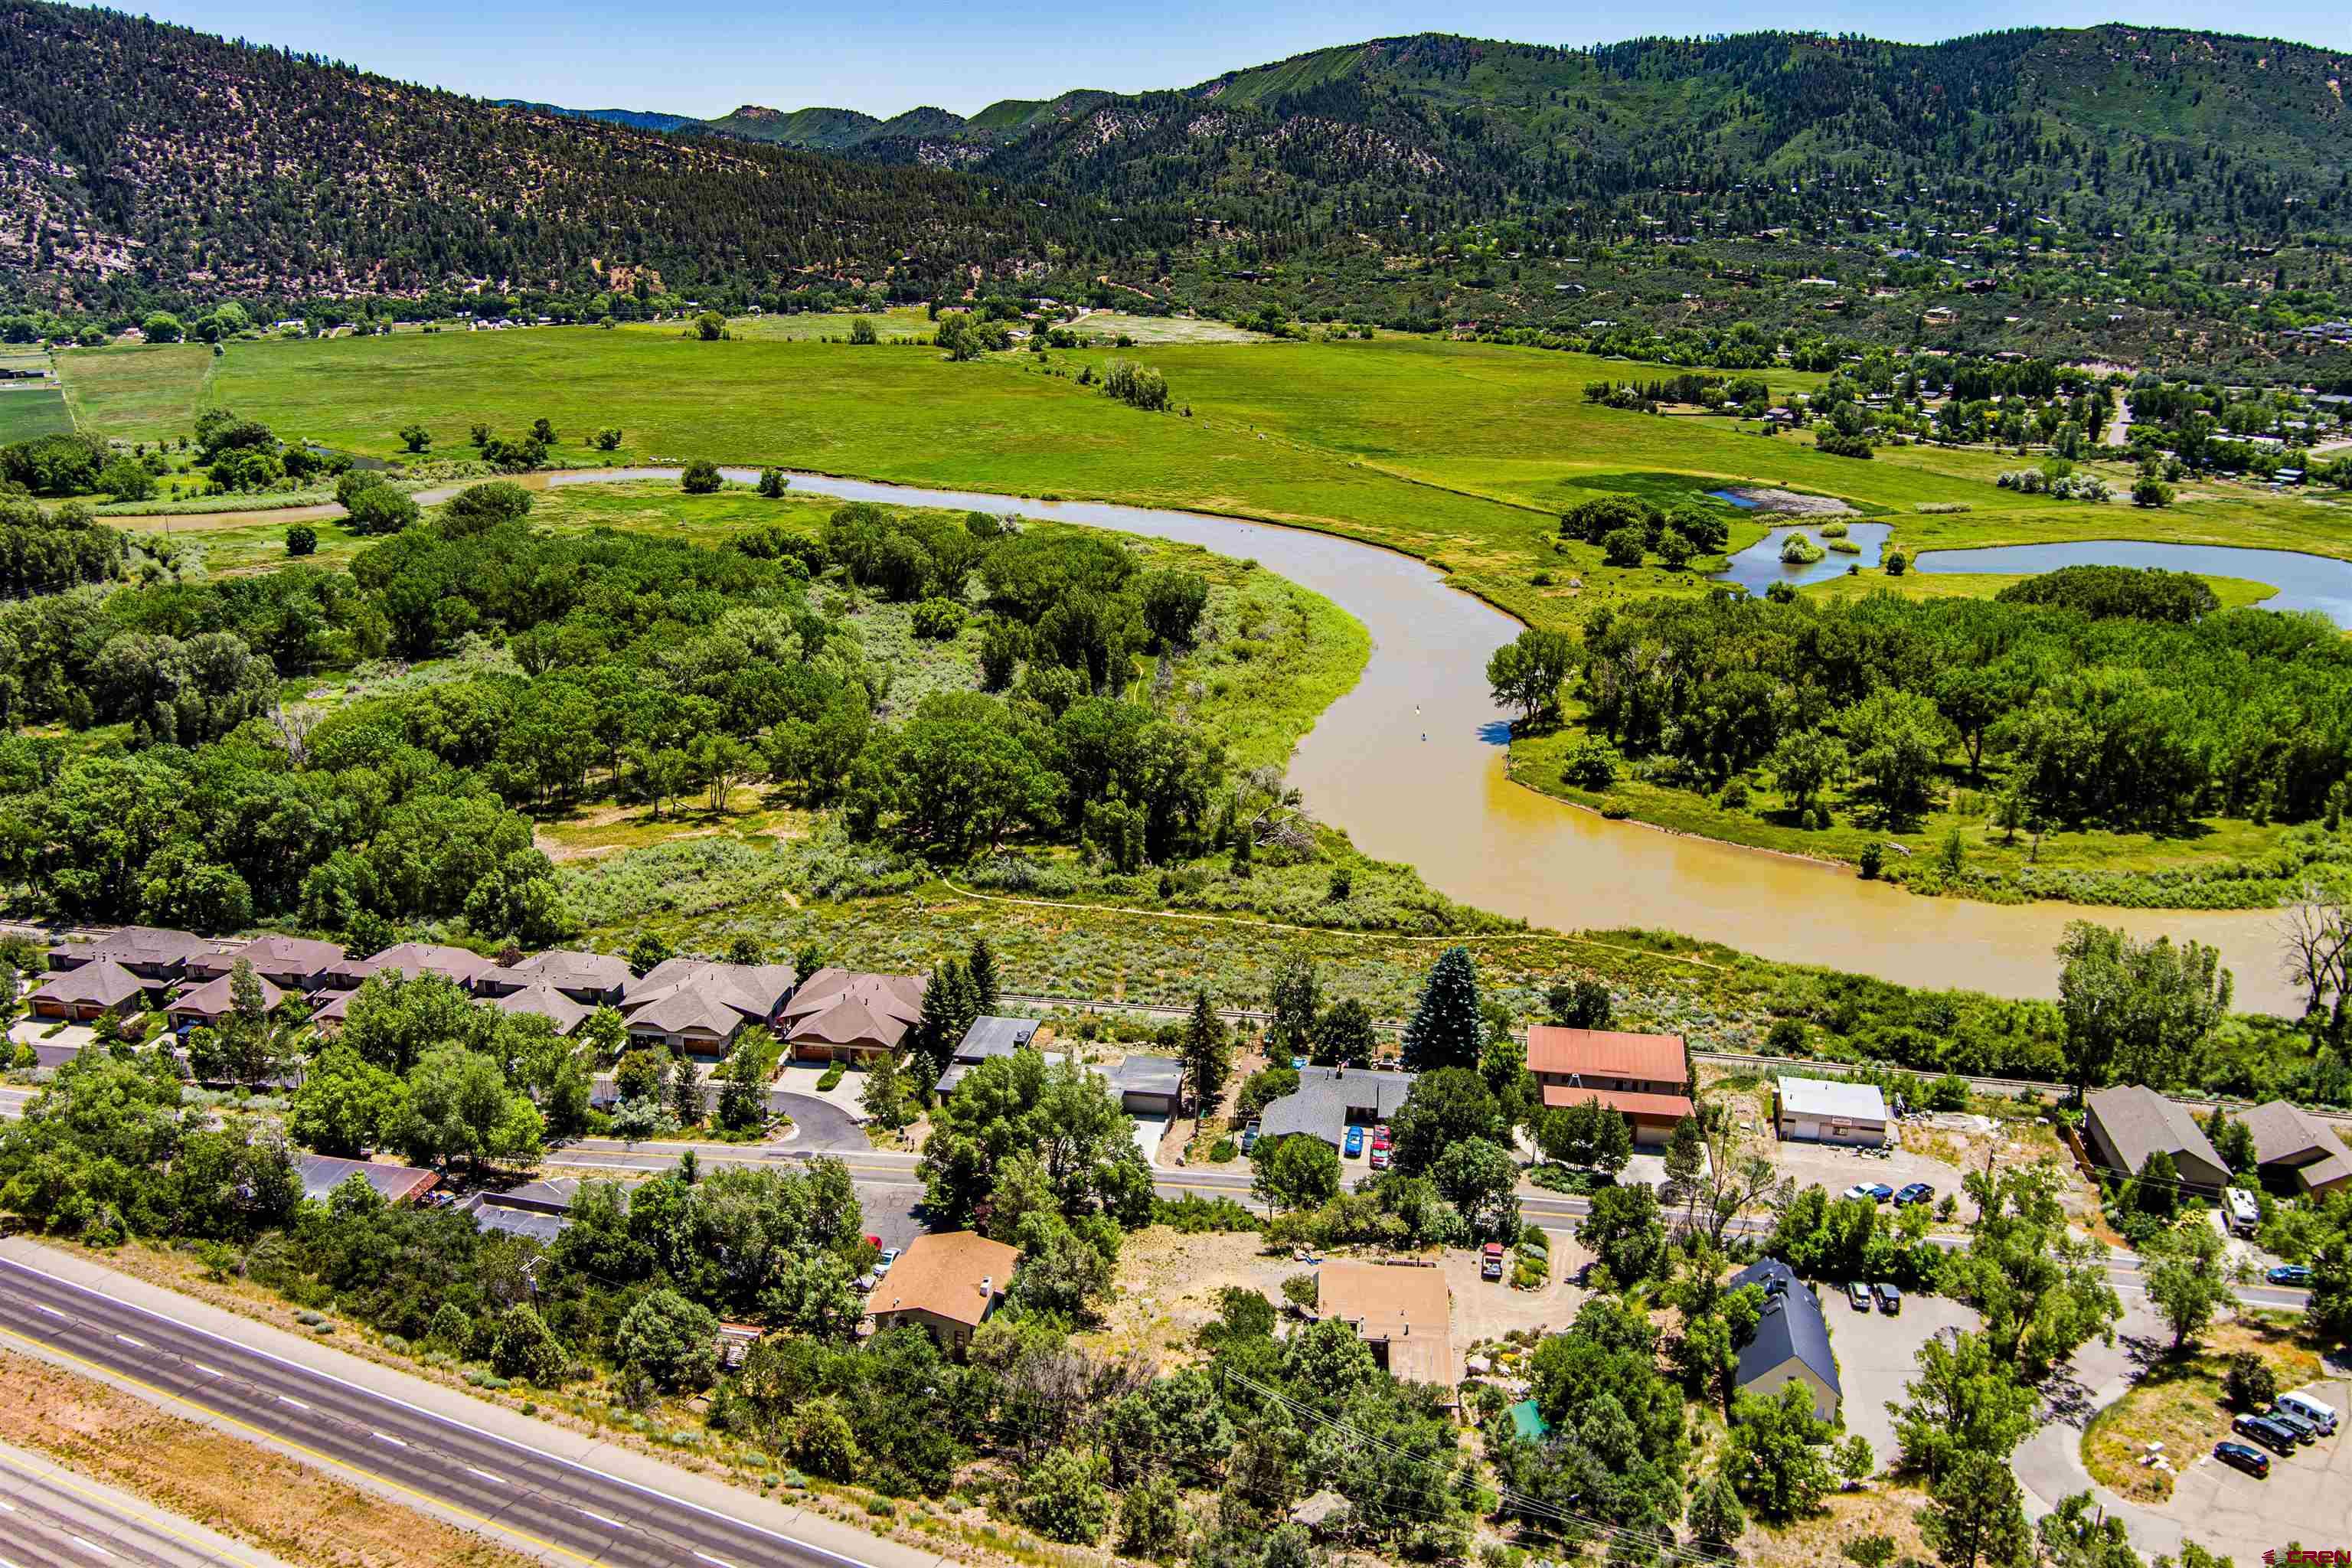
[0,387,71,443]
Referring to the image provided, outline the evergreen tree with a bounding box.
[1179,989,1230,1125]
[1400,946,1484,1071]
[914,959,978,1076]
[862,1048,915,1129]
[671,1057,704,1129]
[716,1047,767,1132]
[967,936,1001,1015]
[1922,1454,2032,1568]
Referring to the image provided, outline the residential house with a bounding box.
[935,1016,1042,1099]
[1103,1055,1184,1118]
[482,949,631,1005]
[1523,1026,1694,1146]
[27,960,156,1021]
[1258,1067,1416,1149]
[184,936,345,992]
[1774,1076,1890,1147]
[165,971,288,1032]
[294,1153,439,1205]
[490,982,593,1035]
[322,942,496,994]
[866,1230,1019,1354]
[2240,1099,2352,1199]
[47,926,224,982]
[780,967,926,1062]
[1728,1258,1841,1420]
[307,990,359,1034]
[621,957,797,1057]
[2082,1084,2230,1193]
[1315,1259,1458,1406]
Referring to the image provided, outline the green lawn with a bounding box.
[0,387,71,443]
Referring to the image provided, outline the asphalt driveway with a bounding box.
[1823,1285,1982,1472]
[770,1092,864,1151]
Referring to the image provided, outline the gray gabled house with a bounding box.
[1728,1258,1841,1421]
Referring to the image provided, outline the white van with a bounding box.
[2277,1391,2337,1436]
[2224,1187,2260,1236]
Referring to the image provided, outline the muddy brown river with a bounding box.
[152,469,2301,1010]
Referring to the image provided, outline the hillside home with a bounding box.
[322,942,496,993]
[47,926,224,982]
[2083,1085,2230,1193]
[481,949,631,1005]
[1258,1067,1416,1148]
[780,967,926,1062]
[621,957,797,1057]
[1729,1258,1841,1420]
[2240,1099,2352,1199]
[183,936,345,992]
[165,971,289,1031]
[27,959,155,1021]
[489,982,593,1035]
[866,1230,1019,1355]
[1523,1025,1694,1146]
[1315,1260,1458,1406]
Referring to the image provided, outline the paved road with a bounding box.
[0,1439,299,1568]
[0,1256,905,1568]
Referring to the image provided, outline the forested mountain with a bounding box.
[5,2,2352,364]
[0,3,1171,315]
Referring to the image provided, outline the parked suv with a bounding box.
[1893,1182,1935,1207]
[1874,1283,1903,1315]
[2233,1413,2301,1455]
[2213,1439,2270,1478]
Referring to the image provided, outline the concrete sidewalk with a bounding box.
[0,1236,953,1568]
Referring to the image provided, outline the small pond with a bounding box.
[1714,522,1893,595]
[1913,540,2352,629]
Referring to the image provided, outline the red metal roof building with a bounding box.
[1523,1024,1694,1145]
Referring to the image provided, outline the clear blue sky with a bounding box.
[139,1,2349,118]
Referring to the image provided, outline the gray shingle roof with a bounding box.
[1259,1067,1416,1145]
[954,1016,1039,1061]
[2086,1085,2228,1184]
[1729,1258,1840,1401]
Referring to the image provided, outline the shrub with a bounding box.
[757,467,787,498]
[595,427,624,452]
[1818,521,1848,538]
[815,1061,846,1092]
[1780,532,1824,565]
[1817,432,1874,459]
[909,599,967,640]
[2223,1351,2276,1411]
[2132,477,2175,508]
[286,524,316,557]
[1559,736,1622,790]
[681,459,723,494]
[1914,501,1971,514]
[1858,842,1886,879]
[1883,549,1909,577]
[345,485,420,536]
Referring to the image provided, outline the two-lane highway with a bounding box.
[0,1256,923,1568]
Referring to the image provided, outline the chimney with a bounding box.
[981,1276,994,1297]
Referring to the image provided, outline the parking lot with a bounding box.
[1769,1136,1975,1222]
[1823,1285,1981,1469]
[2165,1372,2352,1558]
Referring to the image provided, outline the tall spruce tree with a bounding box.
[1180,989,1231,1127]
[1400,946,1484,1071]
[968,937,1001,1016]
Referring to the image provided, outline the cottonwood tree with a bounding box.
[1265,951,1320,1060]
[1724,1384,1834,1521]
[1942,1164,2122,1375]
[1664,1102,1781,1246]
[1251,1135,1339,1214]
[1537,1094,1632,1174]
[2141,1218,2235,1350]
[1486,628,1576,726]
[1888,1329,2038,1481]
[2278,880,2352,1021]
[2056,921,2232,1097]
[1312,998,1377,1066]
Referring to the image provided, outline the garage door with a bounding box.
[1791,1119,1821,1141]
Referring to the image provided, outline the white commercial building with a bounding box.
[1774,1076,1890,1147]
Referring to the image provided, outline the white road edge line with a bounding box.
[579,1508,624,1529]
[113,1334,145,1350]
[67,1536,109,1559]
[188,1363,226,1378]
[278,1395,309,1410]
[0,1256,882,1568]
[372,1431,407,1447]
[465,1467,506,1485]
[695,1553,739,1568]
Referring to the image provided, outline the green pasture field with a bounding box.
[0,386,72,443]
[54,343,214,439]
[63,327,2351,642]
[615,307,939,343]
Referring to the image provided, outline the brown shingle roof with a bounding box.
[29,959,150,1009]
[870,1231,1019,1328]
[782,968,926,1050]
[168,971,288,1021]
[1524,1025,1687,1087]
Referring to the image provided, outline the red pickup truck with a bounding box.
[1480,1243,1506,1280]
